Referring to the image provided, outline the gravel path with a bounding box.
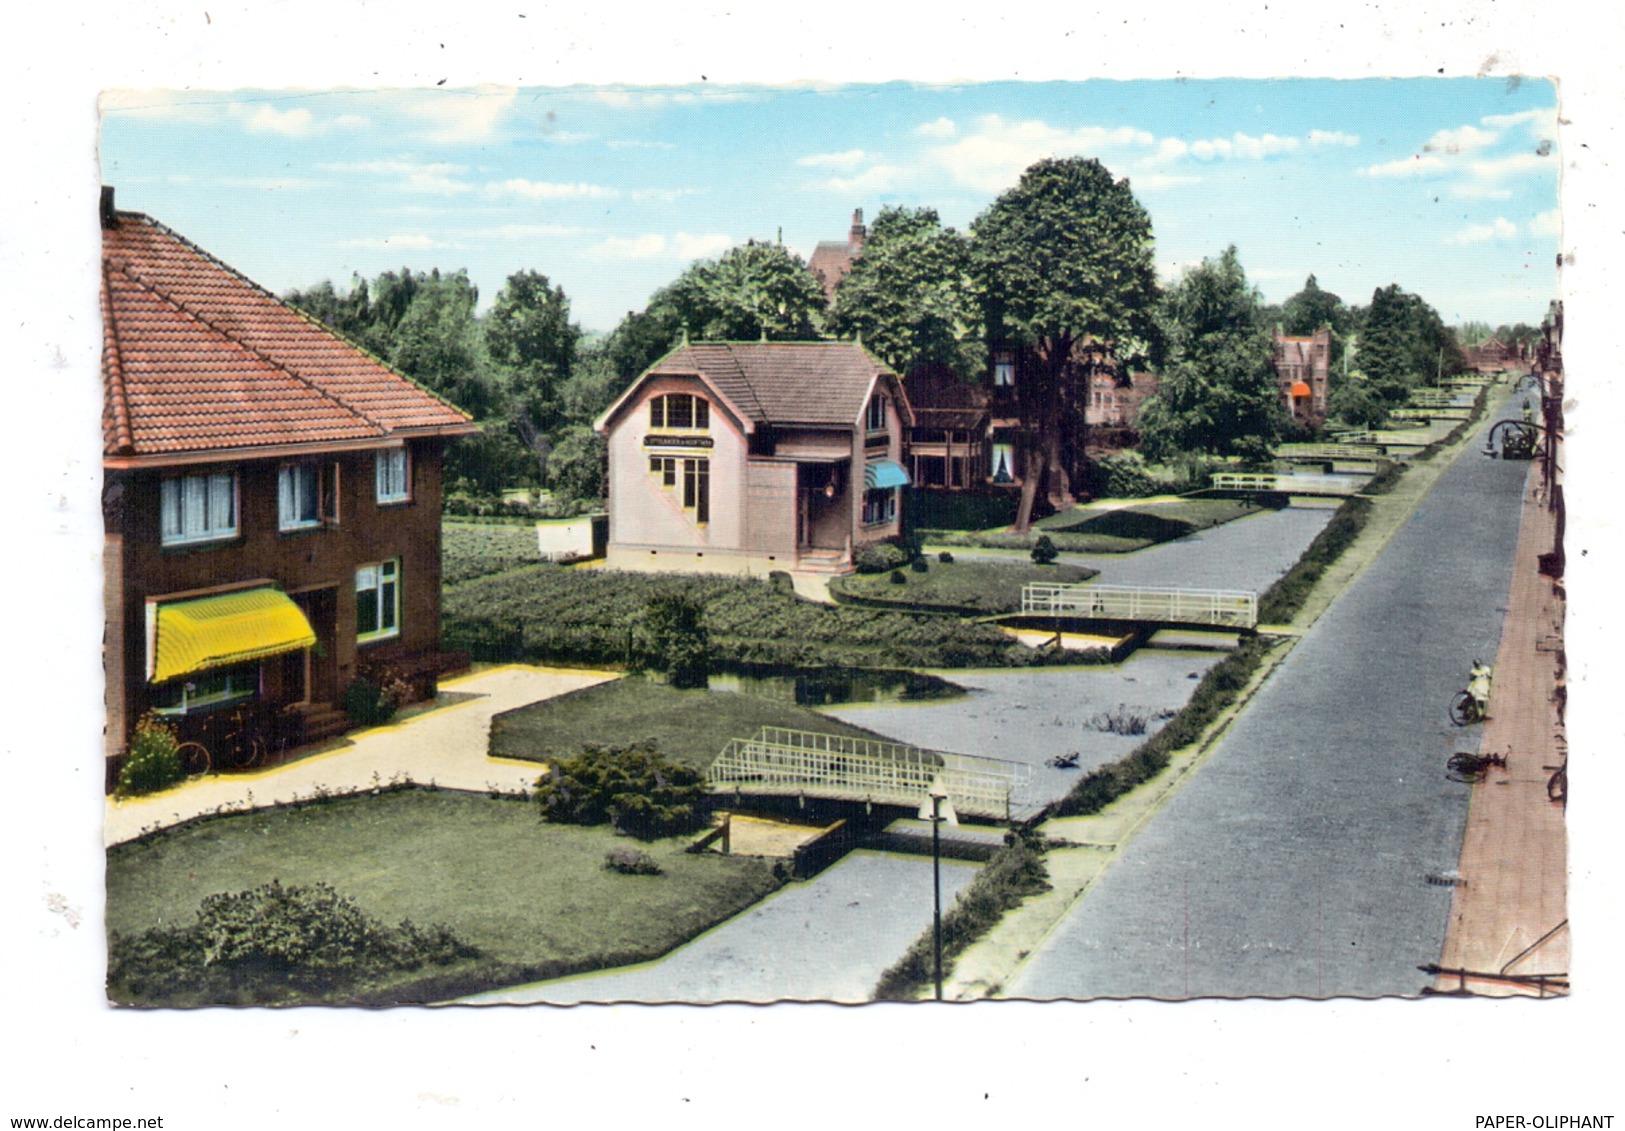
[1007,396,1529,1000]
[462,850,978,1004]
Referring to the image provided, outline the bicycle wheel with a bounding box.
[176,741,212,776]
[1548,765,1567,805]
[1449,691,1477,727]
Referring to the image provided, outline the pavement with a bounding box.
[943,383,1547,1000]
[103,665,619,846]
[1434,465,1568,995]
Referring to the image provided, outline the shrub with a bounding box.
[116,714,186,797]
[639,594,710,689]
[938,551,954,564]
[535,741,707,840]
[768,570,794,594]
[1031,535,1059,564]
[889,569,908,585]
[343,676,399,727]
[107,880,478,1003]
[855,541,910,574]
[911,557,929,573]
[604,846,664,875]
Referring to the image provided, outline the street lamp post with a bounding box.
[918,783,958,1002]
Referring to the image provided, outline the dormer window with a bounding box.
[866,394,888,433]
[649,394,709,431]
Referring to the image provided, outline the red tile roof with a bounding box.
[648,341,901,428]
[102,212,475,461]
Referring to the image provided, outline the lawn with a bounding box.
[489,676,903,769]
[921,496,1269,554]
[105,788,781,1006]
[829,559,1096,614]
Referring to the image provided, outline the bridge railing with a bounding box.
[1210,472,1363,496]
[1021,583,1257,628]
[707,726,1031,819]
[1275,443,1384,461]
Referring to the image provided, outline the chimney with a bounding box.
[100,185,119,230]
[849,208,866,251]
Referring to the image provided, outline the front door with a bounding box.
[290,586,338,706]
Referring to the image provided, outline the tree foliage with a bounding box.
[1355,283,1467,408]
[1138,247,1281,463]
[828,206,983,377]
[970,158,1161,531]
[660,240,828,342]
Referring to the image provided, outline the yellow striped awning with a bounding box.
[148,588,316,684]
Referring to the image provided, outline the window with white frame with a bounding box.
[160,471,237,546]
[356,559,400,642]
[376,447,410,504]
[648,394,709,430]
[866,394,888,433]
[152,663,258,717]
[278,463,329,531]
[862,488,897,526]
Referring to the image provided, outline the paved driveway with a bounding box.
[103,666,618,846]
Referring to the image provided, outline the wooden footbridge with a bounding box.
[1275,442,1386,463]
[707,726,1033,820]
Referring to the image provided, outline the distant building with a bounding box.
[808,209,867,304]
[100,189,477,774]
[595,341,911,576]
[1086,369,1160,428]
[1273,326,1331,425]
[1465,337,1524,374]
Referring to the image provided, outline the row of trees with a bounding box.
[285,155,1481,527]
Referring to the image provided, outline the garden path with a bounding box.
[103,665,620,846]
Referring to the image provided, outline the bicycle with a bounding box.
[1449,690,1488,727]
[1547,761,1567,806]
[1446,749,1507,783]
[175,740,213,776]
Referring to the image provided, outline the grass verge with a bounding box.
[105,787,781,1006]
[919,497,1267,555]
[872,826,1052,1000]
[829,560,1095,615]
[489,677,905,770]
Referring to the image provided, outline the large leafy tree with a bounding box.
[1137,246,1282,463]
[827,206,983,377]
[1355,284,1466,408]
[484,270,582,481]
[662,240,827,342]
[389,268,493,418]
[970,158,1160,531]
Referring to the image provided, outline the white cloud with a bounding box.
[1529,209,1562,238]
[594,88,759,110]
[1467,152,1554,181]
[320,159,474,195]
[1449,182,1515,201]
[485,178,617,200]
[925,115,1156,193]
[797,149,868,171]
[1447,217,1518,244]
[1482,107,1557,132]
[1130,172,1204,191]
[826,165,906,194]
[589,232,734,261]
[401,85,518,145]
[630,187,699,203]
[1184,132,1301,161]
[1422,125,1500,155]
[241,105,315,138]
[1362,154,1450,178]
[916,117,957,139]
[340,234,445,250]
[1308,129,1360,147]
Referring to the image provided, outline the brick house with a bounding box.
[100,190,477,773]
[807,209,867,305]
[1085,369,1160,428]
[594,340,911,576]
[1273,326,1331,424]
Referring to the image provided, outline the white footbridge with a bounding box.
[708,726,1033,820]
[1210,471,1365,496]
[1020,582,1258,630]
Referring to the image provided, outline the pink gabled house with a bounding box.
[1273,326,1331,425]
[594,341,912,577]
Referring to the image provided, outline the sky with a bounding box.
[98,78,1561,335]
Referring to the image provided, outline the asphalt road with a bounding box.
[1007,395,1530,999]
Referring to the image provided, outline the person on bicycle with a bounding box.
[1468,659,1494,717]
